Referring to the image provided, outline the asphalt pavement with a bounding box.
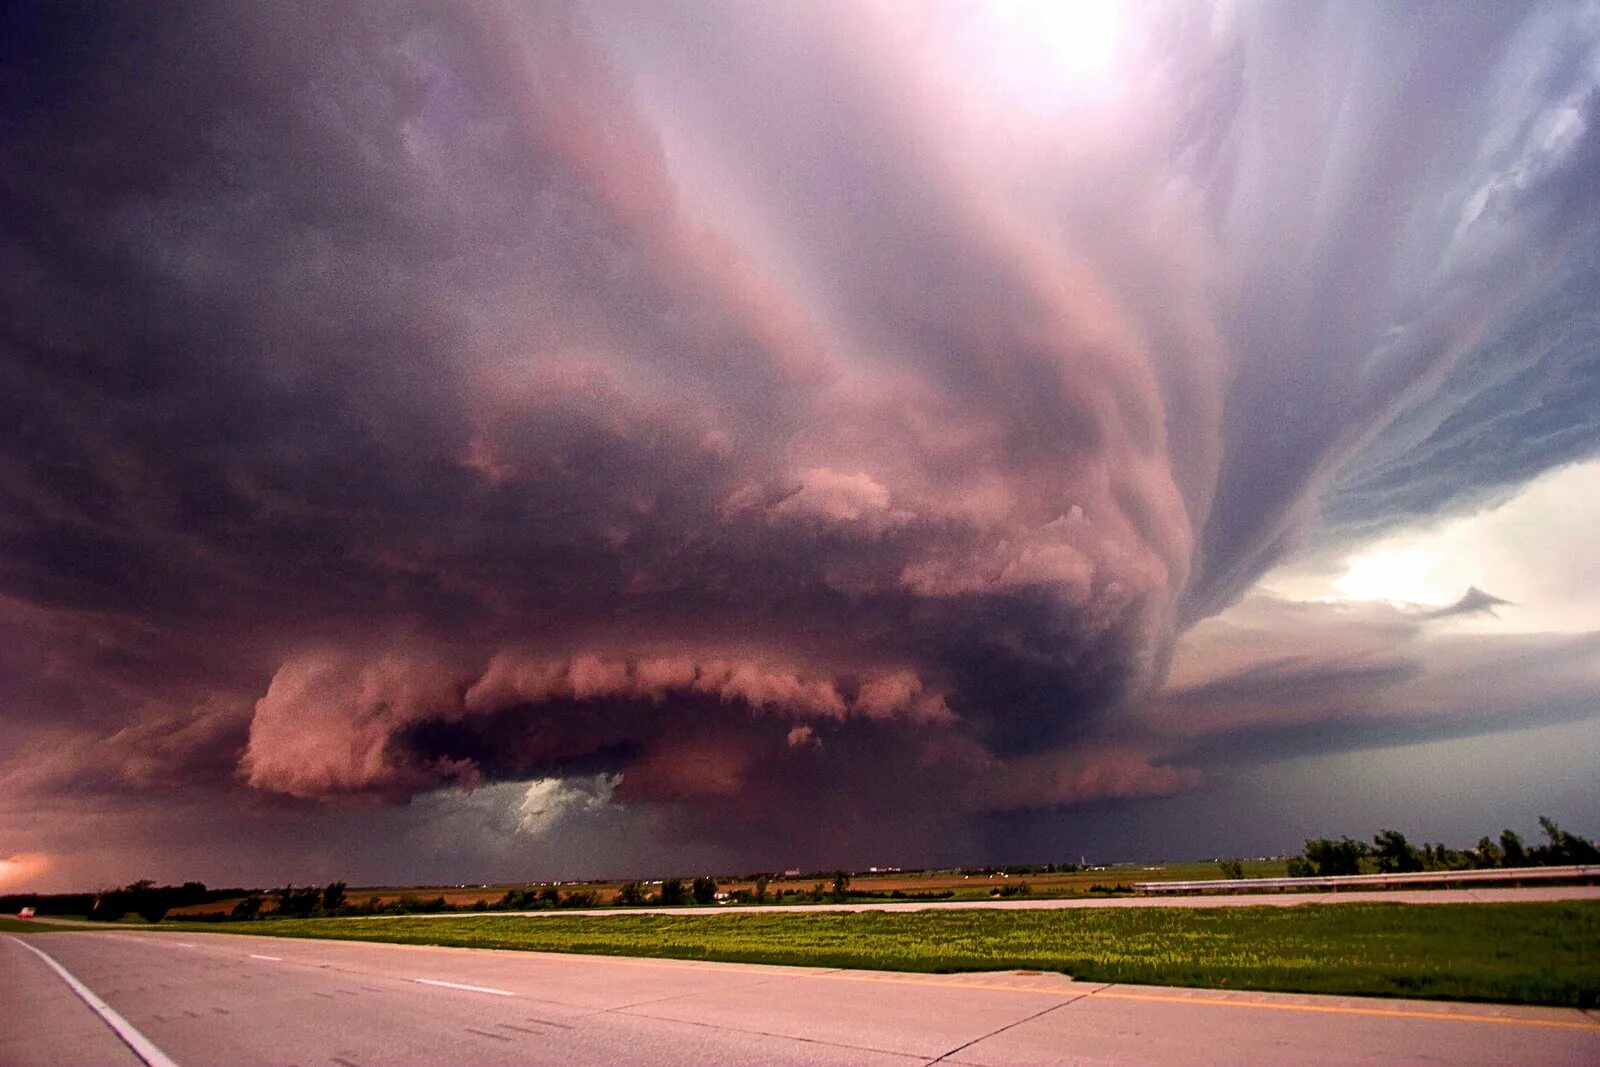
[4,928,1597,1065]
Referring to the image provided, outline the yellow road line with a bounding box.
[811,973,1600,1033]
[1089,990,1600,1033]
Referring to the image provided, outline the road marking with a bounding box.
[248,953,282,961]
[414,977,515,996]
[6,936,181,1067]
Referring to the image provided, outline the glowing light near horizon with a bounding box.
[0,853,47,890]
[1332,545,1461,607]
[963,0,1126,109]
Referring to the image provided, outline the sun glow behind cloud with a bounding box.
[958,0,1126,110]
[0,852,49,891]
[1268,460,1600,632]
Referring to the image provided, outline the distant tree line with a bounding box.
[1286,817,1599,877]
[0,881,253,923]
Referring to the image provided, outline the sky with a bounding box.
[3,1,1599,892]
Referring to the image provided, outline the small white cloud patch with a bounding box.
[517,773,622,837]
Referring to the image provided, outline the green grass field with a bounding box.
[162,901,1600,1007]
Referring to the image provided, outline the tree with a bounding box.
[1301,837,1369,876]
[659,878,687,906]
[692,876,718,905]
[1372,829,1423,873]
[1500,829,1527,868]
[231,895,263,920]
[615,881,646,906]
[754,875,770,903]
[88,891,128,922]
[1474,836,1503,868]
[276,885,320,917]
[137,899,170,924]
[1217,859,1245,879]
[830,871,851,901]
[1534,816,1600,865]
[321,882,347,913]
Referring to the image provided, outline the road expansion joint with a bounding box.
[604,1004,930,1062]
[926,992,1091,1064]
[593,972,796,1015]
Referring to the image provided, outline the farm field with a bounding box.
[161,900,1600,1007]
[164,859,1291,916]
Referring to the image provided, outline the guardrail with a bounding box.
[1133,864,1600,894]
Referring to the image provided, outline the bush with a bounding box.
[692,877,718,905]
[88,892,127,922]
[659,878,688,906]
[231,895,263,920]
[615,881,647,906]
[498,889,534,910]
[1218,859,1245,879]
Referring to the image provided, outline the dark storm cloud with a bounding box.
[3,1,1600,886]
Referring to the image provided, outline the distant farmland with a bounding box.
[165,859,1292,917]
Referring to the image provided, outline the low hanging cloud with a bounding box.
[3,1,1600,881]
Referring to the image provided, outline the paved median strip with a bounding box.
[413,977,516,996]
[6,936,180,1067]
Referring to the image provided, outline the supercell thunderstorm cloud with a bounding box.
[3,1,1600,889]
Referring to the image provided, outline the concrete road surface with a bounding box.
[4,931,1597,1066]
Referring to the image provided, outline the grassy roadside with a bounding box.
[0,917,95,932]
[160,901,1600,1007]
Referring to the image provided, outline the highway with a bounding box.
[4,930,1597,1065]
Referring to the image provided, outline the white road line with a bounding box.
[248,953,282,961]
[6,936,180,1067]
[413,977,515,997]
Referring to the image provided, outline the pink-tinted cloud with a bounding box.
[2,1,1599,886]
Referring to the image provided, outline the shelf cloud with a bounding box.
[3,1,1599,887]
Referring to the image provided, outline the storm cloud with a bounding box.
[3,1,1599,888]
